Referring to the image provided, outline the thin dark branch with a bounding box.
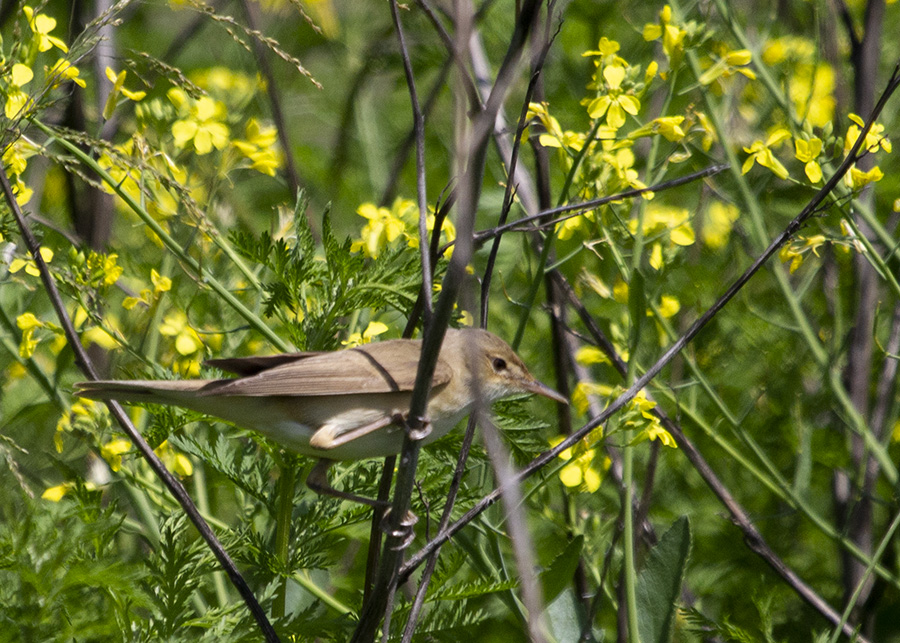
[0,163,280,643]
[162,0,224,62]
[468,163,729,248]
[389,0,433,322]
[480,31,555,325]
[380,60,451,207]
[400,414,479,641]
[240,0,303,200]
[415,0,482,112]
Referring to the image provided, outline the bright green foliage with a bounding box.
[230,195,428,351]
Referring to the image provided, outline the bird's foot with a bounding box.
[379,507,419,549]
[392,413,432,441]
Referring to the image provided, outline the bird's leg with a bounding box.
[306,460,418,548]
[305,459,389,509]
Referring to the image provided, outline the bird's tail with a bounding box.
[75,380,214,406]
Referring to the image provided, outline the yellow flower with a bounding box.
[742,129,791,179]
[23,6,68,53]
[779,234,827,273]
[627,391,677,449]
[572,381,614,415]
[650,242,664,270]
[694,111,717,151]
[155,441,193,477]
[844,114,891,156]
[702,201,739,249]
[698,48,756,86]
[82,326,120,350]
[794,137,823,183]
[17,312,47,358]
[352,201,409,258]
[103,67,146,119]
[550,436,610,493]
[101,438,132,472]
[124,269,172,310]
[845,165,884,190]
[5,63,35,119]
[11,63,34,86]
[232,118,282,176]
[9,247,53,277]
[42,483,73,502]
[652,116,686,142]
[575,346,610,366]
[642,5,687,62]
[47,59,86,88]
[586,65,641,130]
[171,94,230,155]
[582,36,622,58]
[342,321,389,348]
[159,311,204,356]
[642,424,677,448]
[630,205,694,246]
[658,295,680,318]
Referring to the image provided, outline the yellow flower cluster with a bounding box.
[123,269,173,310]
[550,433,611,493]
[626,391,677,448]
[342,321,388,347]
[352,198,456,259]
[763,36,835,127]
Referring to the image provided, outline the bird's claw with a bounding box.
[379,507,419,549]
[388,413,432,442]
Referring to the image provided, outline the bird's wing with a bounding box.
[205,352,326,376]
[199,339,452,397]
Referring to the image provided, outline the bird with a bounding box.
[75,328,566,506]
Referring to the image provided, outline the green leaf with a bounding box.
[636,516,691,643]
[545,589,590,643]
[540,534,584,604]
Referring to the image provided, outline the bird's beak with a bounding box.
[523,378,569,405]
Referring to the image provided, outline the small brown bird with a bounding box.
[76,328,565,504]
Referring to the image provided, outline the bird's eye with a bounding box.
[492,357,507,371]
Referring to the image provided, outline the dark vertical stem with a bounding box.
[240,0,303,202]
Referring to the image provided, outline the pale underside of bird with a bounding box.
[75,328,566,463]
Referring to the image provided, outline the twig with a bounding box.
[389,0,433,320]
[469,164,729,247]
[239,0,303,202]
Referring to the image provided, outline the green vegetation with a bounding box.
[1,1,899,641]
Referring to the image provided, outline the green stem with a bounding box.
[273,462,296,619]
[292,570,353,615]
[649,307,900,590]
[513,232,555,351]
[194,462,229,607]
[622,431,640,643]
[827,509,900,643]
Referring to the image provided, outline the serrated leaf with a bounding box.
[637,516,691,643]
[540,534,584,603]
